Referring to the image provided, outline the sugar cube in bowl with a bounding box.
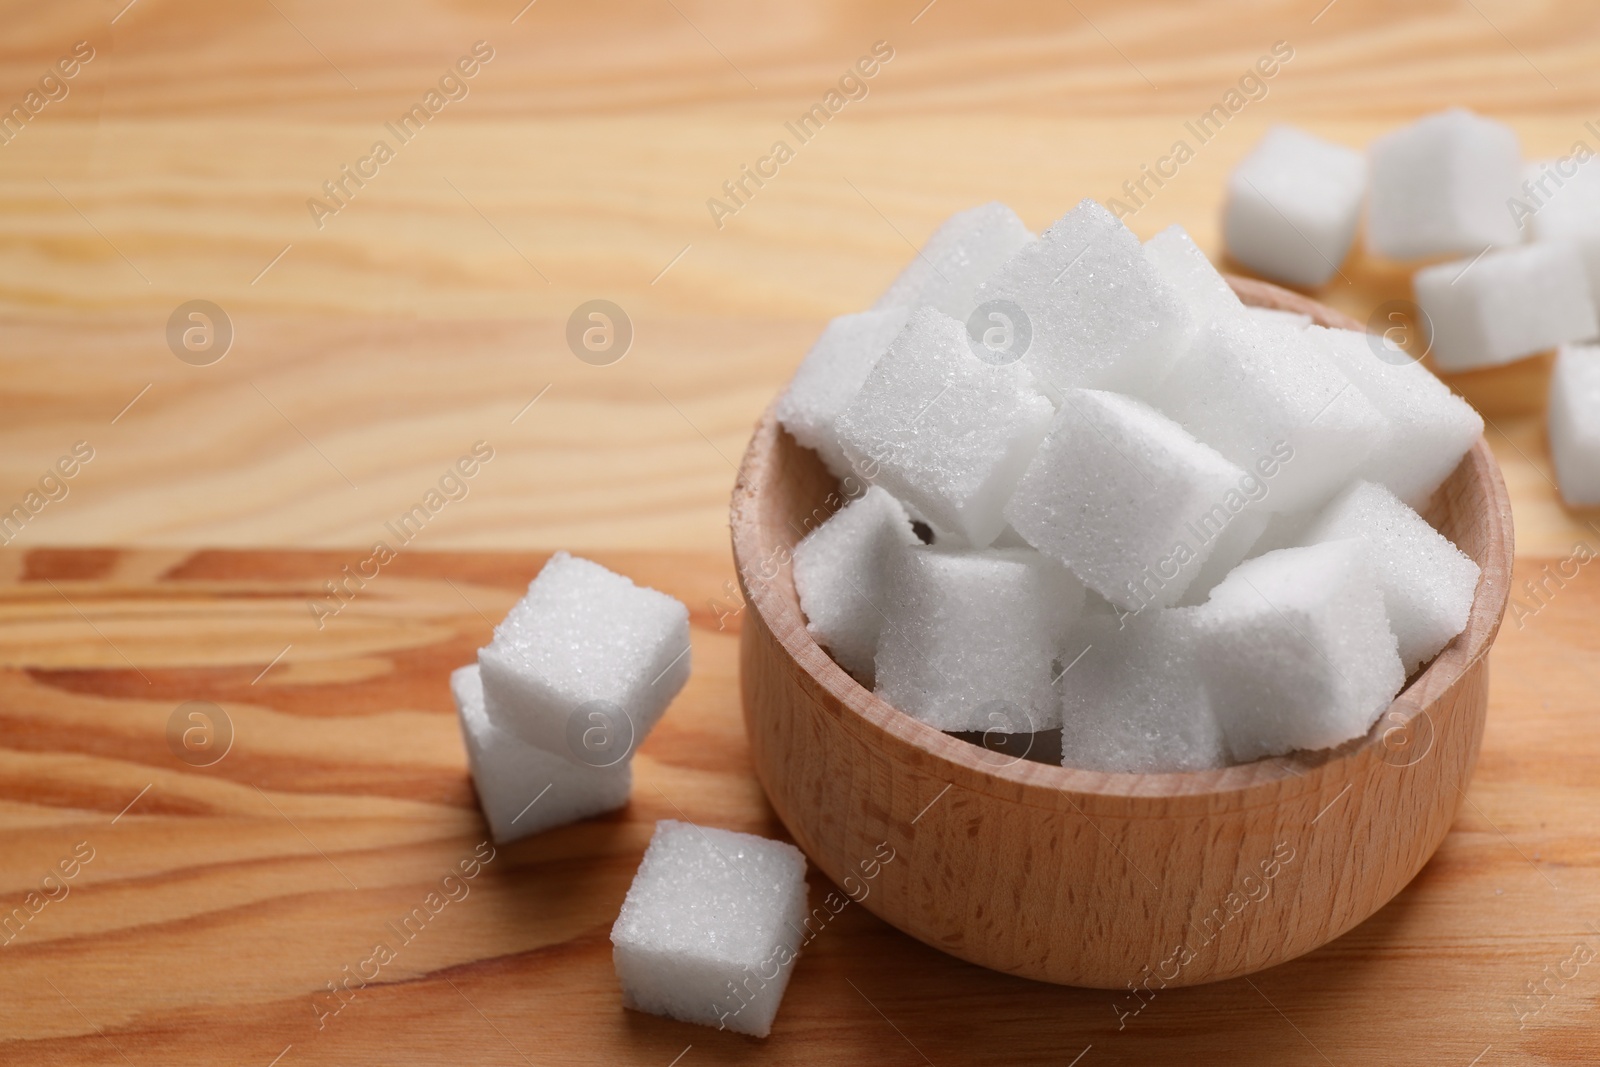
[731,274,1512,989]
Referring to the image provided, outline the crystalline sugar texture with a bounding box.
[1224,124,1367,287]
[776,307,911,479]
[835,306,1054,547]
[1194,541,1405,761]
[792,486,919,682]
[1177,508,1271,607]
[976,198,1193,399]
[1526,157,1600,307]
[871,201,1036,321]
[1306,325,1482,506]
[1249,509,1318,559]
[477,551,690,757]
[1005,389,1250,612]
[1414,242,1599,371]
[1058,611,1229,773]
[1151,313,1386,511]
[1367,107,1523,259]
[1143,224,1244,332]
[1548,342,1600,505]
[1246,306,1312,330]
[451,665,631,843]
[1300,481,1480,673]
[611,820,808,1038]
[874,546,1081,732]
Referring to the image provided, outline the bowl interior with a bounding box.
[732,276,1514,801]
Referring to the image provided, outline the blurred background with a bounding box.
[3,0,1594,556]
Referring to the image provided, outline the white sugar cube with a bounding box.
[1194,541,1405,761]
[1414,243,1599,371]
[1548,342,1600,505]
[1005,389,1252,612]
[1143,224,1244,332]
[792,486,919,682]
[1058,611,1229,773]
[1367,107,1523,259]
[872,201,1036,321]
[1306,325,1483,505]
[875,546,1081,732]
[478,552,690,758]
[777,307,910,479]
[611,820,808,1038]
[1224,124,1367,287]
[1300,481,1480,673]
[1246,306,1312,330]
[1151,314,1386,511]
[1523,156,1600,237]
[1177,508,1271,607]
[1249,509,1317,558]
[835,306,1054,547]
[451,665,631,843]
[977,198,1193,399]
[1524,157,1600,307]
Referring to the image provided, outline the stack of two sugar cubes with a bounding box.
[447,553,811,1039]
[449,551,691,843]
[780,197,1485,772]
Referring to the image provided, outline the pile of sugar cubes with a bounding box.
[1220,108,1600,504]
[449,553,812,1037]
[780,197,1485,773]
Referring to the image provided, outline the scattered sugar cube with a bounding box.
[1300,481,1480,673]
[1151,314,1387,512]
[1524,157,1600,306]
[1005,389,1251,612]
[1194,541,1405,761]
[977,198,1193,399]
[611,820,808,1038]
[792,486,920,682]
[871,201,1036,321]
[1414,242,1599,371]
[1058,611,1228,773]
[1306,325,1483,505]
[451,665,631,843]
[776,307,910,479]
[478,552,690,758]
[874,545,1081,731]
[1143,224,1244,332]
[1367,107,1523,259]
[1548,342,1600,505]
[1224,124,1367,287]
[835,306,1054,547]
[1245,306,1312,330]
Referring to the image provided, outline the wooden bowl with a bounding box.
[729,277,1514,989]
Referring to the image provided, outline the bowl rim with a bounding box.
[730,275,1515,805]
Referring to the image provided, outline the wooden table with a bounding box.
[3,1,1599,1063]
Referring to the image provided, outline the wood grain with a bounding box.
[2,0,1599,1060]
[0,546,1596,1065]
[0,0,1597,553]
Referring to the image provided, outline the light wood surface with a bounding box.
[5,1,1600,1061]
[1,0,1599,554]
[729,277,1515,988]
[0,545,1596,1065]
